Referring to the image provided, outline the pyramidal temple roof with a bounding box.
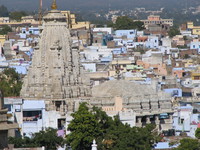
[20,4,91,100]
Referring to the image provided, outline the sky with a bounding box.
[0,0,198,12]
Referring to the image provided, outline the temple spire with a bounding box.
[51,0,57,10]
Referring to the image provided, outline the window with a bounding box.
[194,76,200,80]
[196,93,200,97]
[181,119,184,124]
[55,101,62,111]
[172,90,178,97]
[23,110,42,121]
[58,119,65,129]
[178,118,184,124]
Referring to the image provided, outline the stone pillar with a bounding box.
[169,114,173,123]
[146,116,151,124]
[136,117,142,127]
[138,117,142,124]
[155,115,160,124]
[60,101,65,116]
[155,115,160,131]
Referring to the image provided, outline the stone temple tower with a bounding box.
[20,0,91,111]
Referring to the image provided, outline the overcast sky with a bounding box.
[0,0,198,12]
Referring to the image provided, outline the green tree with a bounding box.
[195,128,200,139]
[106,21,114,28]
[0,68,22,97]
[114,16,144,30]
[8,136,36,148]
[9,128,65,149]
[0,25,12,35]
[183,35,188,41]
[132,21,145,31]
[114,16,134,29]
[0,5,9,17]
[103,121,158,150]
[9,11,28,21]
[175,138,200,150]
[33,128,64,150]
[66,103,102,150]
[184,54,190,59]
[67,104,159,150]
[168,27,180,38]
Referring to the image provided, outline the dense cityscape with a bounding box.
[1,0,200,149]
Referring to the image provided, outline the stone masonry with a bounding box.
[20,9,91,101]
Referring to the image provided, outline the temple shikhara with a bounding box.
[20,0,91,111]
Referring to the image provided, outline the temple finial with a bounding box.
[51,0,57,10]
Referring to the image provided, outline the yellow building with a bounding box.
[109,59,133,76]
[61,11,75,28]
[70,14,76,25]
[183,59,193,68]
[61,11,90,30]
[187,22,194,29]
[72,21,90,30]
[0,11,90,32]
[0,16,39,33]
[21,16,38,24]
[0,35,6,45]
[191,71,200,80]
[187,22,200,35]
[0,17,9,23]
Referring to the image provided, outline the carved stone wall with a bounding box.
[21,10,91,100]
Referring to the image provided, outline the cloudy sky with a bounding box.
[0,0,198,12]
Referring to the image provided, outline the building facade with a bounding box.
[141,15,173,28]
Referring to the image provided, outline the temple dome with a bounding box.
[92,80,170,99]
[43,10,66,22]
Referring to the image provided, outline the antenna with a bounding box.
[38,0,43,25]
[186,0,188,13]
[108,0,111,12]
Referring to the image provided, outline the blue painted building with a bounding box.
[163,88,182,97]
[115,30,137,39]
[21,27,40,35]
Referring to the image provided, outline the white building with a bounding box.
[5,99,66,137]
[93,28,113,34]
[145,36,159,49]
[161,37,172,48]
[81,46,113,62]
[190,40,200,53]
[173,105,200,138]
